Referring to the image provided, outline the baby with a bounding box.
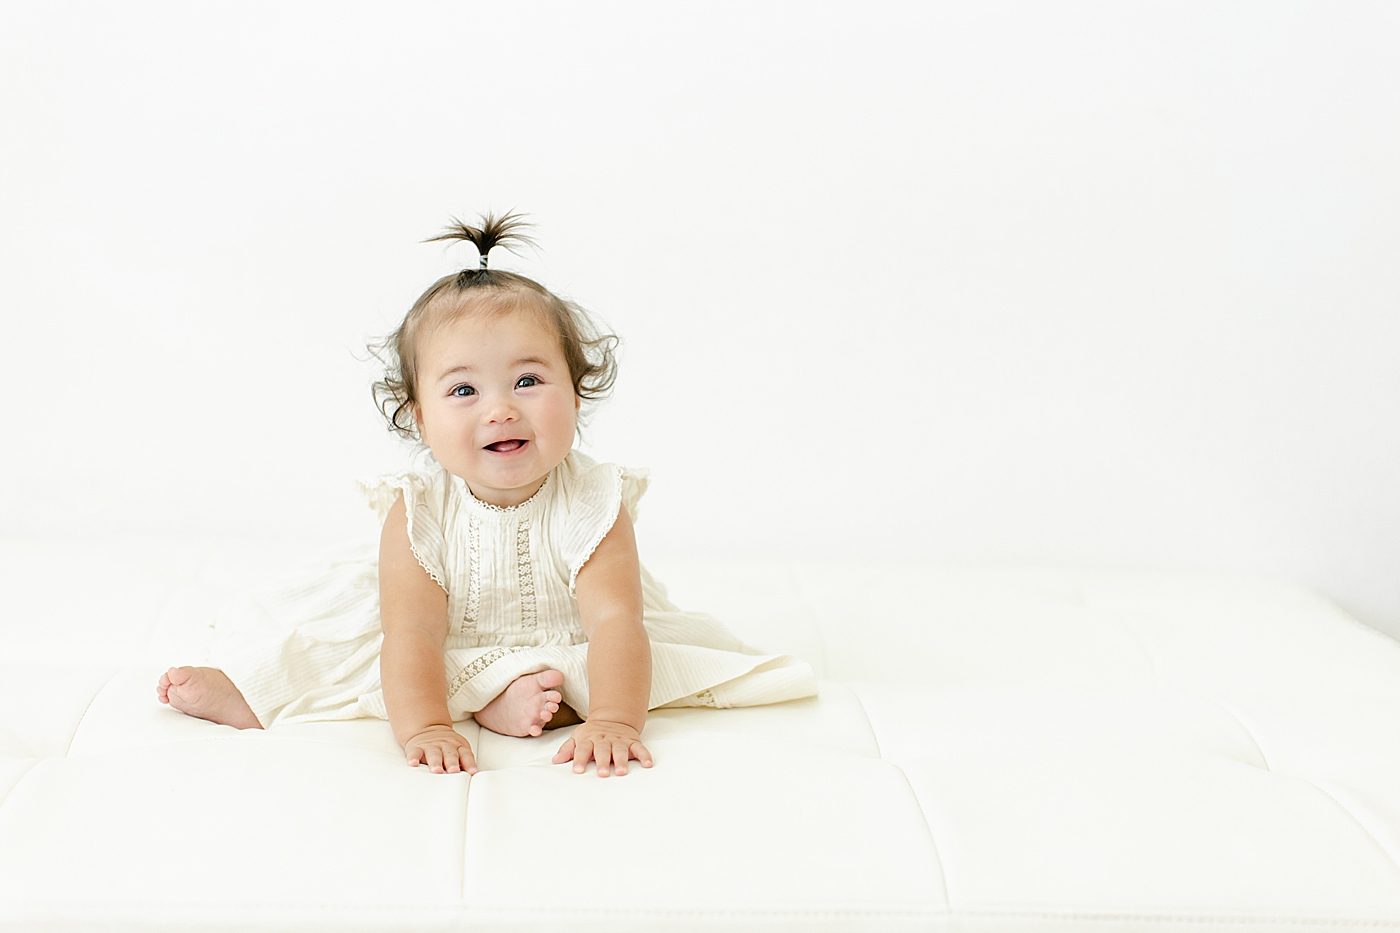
[156,212,817,777]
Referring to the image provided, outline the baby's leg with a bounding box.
[475,670,580,737]
[156,666,263,730]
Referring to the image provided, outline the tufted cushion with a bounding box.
[1,536,1398,931]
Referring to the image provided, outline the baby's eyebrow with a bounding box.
[436,358,554,382]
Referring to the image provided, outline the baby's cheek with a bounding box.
[541,395,579,443]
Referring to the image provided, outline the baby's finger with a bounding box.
[424,745,444,774]
[595,741,612,778]
[552,737,576,765]
[611,740,632,776]
[458,744,478,775]
[572,736,595,774]
[630,740,654,768]
[594,740,613,777]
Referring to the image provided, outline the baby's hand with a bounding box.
[404,725,477,775]
[551,719,653,777]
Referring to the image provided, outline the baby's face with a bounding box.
[413,303,580,507]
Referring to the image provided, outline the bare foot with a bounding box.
[475,670,568,737]
[156,666,263,730]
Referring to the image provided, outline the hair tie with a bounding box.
[425,210,536,275]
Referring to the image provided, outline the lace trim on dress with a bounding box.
[358,473,448,593]
[517,517,538,631]
[446,646,530,699]
[568,464,625,597]
[462,514,481,634]
[462,473,552,513]
[409,544,447,591]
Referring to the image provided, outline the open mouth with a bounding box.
[484,439,528,453]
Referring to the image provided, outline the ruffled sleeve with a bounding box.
[552,452,650,597]
[357,467,451,592]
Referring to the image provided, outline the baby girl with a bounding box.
[156,212,817,777]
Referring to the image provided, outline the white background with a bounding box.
[2,3,1397,637]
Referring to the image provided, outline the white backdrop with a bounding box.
[2,2,1397,637]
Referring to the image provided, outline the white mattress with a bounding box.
[2,536,1398,932]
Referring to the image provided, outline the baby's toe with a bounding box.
[535,670,565,691]
[169,678,202,705]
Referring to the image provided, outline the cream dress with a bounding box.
[210,450,818,728]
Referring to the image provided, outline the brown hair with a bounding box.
[369,211,619,441]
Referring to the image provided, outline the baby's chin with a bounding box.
[457,463,560,508]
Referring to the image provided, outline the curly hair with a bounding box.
[369,211,619,441]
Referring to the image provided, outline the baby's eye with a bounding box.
[516,375,540,389]
[450,384,476,398]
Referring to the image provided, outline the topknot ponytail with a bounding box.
[370,210,619,442]
[425,210,536,275]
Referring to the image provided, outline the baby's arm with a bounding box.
[379,493,476,775]
[551,506,654,777]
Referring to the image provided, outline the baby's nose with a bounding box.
[483,396,519,422]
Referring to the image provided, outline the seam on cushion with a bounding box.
[0,903,946,919]
[943,909,1400,926]
[461,905,941,919]
[3,904,1397,924]
[847,683,885,760]
[1199,694,1272,772]
[1296,582,1400,651]
[1110,605,1163,690]
[460,768,473,900]
[1288,774,1400,884]
[0,759,40,815]
[890,760,953,910]
[63,667,125,757]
